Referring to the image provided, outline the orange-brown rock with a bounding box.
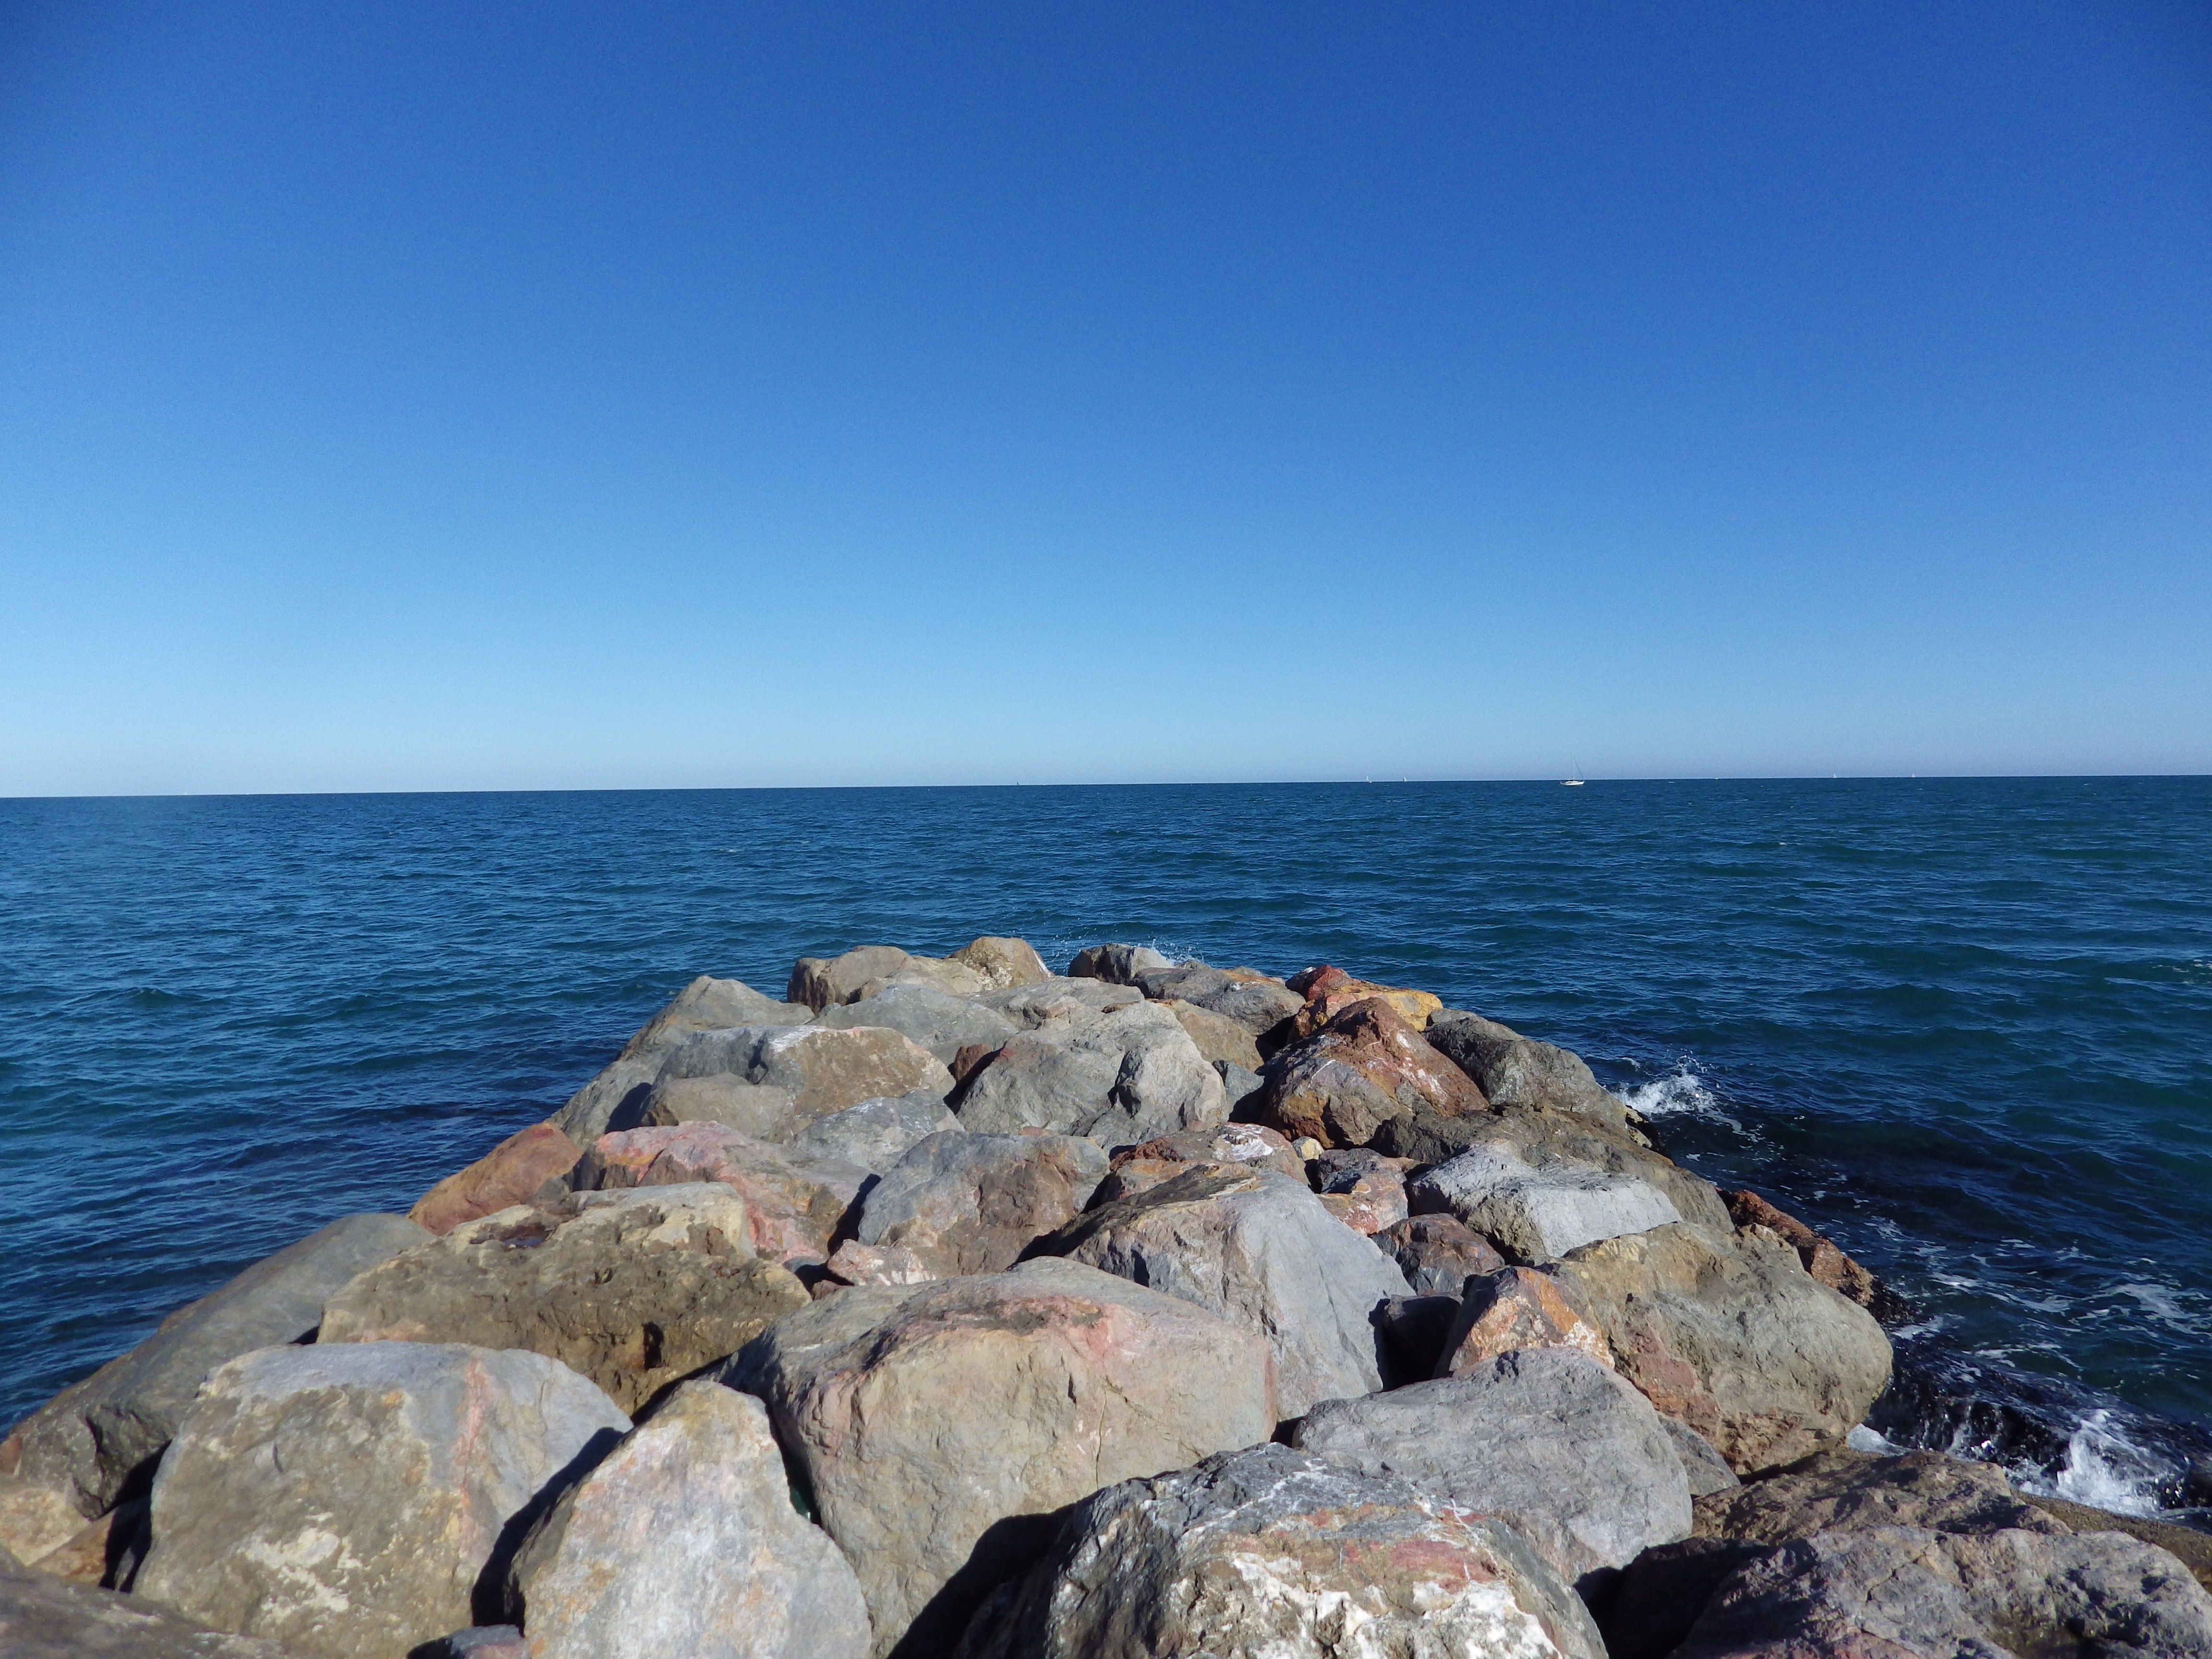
[1277,965,1443,1046]
[580,1123,866,1265]
[406,1121,582,1236]
[1257,999,1489,1150]
[1439,1265,1613,1378]
[1161,999,1263,1071]
[1723,1189,1908,1321]
[1111,1122,1306,1180]
[1317,1174,1409,1236]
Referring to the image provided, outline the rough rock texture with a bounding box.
[955,1002,1227,1143]
[1167,973,1306,1039]
[1693,1449,2065,1545]
[24,1492,146,1588]
[724,1257,1276,1658]
[1555,1223,1893,1475]
[825,1240,939,1287]
[1376,1214,1508,1297]
[635,1075,797,1137]
[409,1123,584,1235]
[1666,1419,1744,1499]
[1424,1010,1631,1129]
[136,1343,630,1659]
[979,977,1143,1027]
[857,956,993,1003]
[1672,1525,2212,1659]
[1721,1189,1909,1322]
[0,1479,97,1573]
[319,1185,809,1414]
[854,1132,1110,1276]
[1042,1163,1411,1416]
[1158,999,1262,1072]
[1066,943,1171,984]
[955,1443,1608,1659]
[1439,1265,1613,1377]
[1294,1348,1693,1591]
[790,946,914,1011]
[786,1092,963,1174]
[1257,999,1488,1149]
[658,1025,954,1127]
[1372,1105,1733,1235]
[1110,1122,1304,1180]
[817,984,1020,1064]
[1409,1145,1681,1263]
[508,1382,870,1659]
[950,937,1052,991]
[0,1553,299,1658]
[580,1123,867,1266]
[1275,968,1444,1047]
[553,976,810,1142]
[0,1213,432,1535]
[2021,1495,2212,1595]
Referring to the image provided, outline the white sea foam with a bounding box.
[2116,1281,2192,1327]
[1612,1063,1734,1124]
[1848,1423,1907,1455]
[2007,1409,2173,1519]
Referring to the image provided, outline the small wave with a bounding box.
[2007,1410,2176,1519]
[2116,1282,2194,1328]
[1612,1063,1735,1126]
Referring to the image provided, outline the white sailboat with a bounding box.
[1562,763,1585,786]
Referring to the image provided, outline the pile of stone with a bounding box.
[2,936,2206,1659]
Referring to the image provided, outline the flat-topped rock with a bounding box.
[580,1123,868,1266]
[724,1257,1275,1658]
[790,946,915,1011]
[1692,1448,2066,1545]
[1425,1009,1633,1129]
[815,983,1019,1063]
[957,1443,1607,1659]
[319,1184,808,1413]
[1408,1143,1682,1262]
[136,1343,630,1659]
[658,1024,954,1127]
[1294,1346,1693,1591]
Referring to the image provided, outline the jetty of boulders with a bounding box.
[3,937,2208,1659]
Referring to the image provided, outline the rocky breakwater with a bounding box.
[2,933,2206,1659]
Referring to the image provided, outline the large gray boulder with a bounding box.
[1425,1010,1632,1129]
[1692,1449,2065,1546]
[657,1025,954,1129]
[955,1002,1226,1142]
[0,1213,431,1543]
[1040,1164,1411,1416]
[553,976,811,1142]
[854,1132,1109,1276]
[317,1185,809,1414]
[816,984,1019,1063]
[0,1553,299,1658]
[634,1075,797,1136]
[1293,1347,1693,1592]
[957,1443,1607,1659]
[978,976,1144,1027]
[724,1257,1276,1658]
[1374,1103,1732,1234]
[1555,1222,1892,1474]
[135,1343,630,1659]
[1673,1525,2212,1659]
[508,1382,870,1659]
[1408,1143,1681,1262]
[1066,943,1171,984]
[786,1092,963,1174]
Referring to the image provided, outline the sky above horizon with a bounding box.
[3,1,2208,795]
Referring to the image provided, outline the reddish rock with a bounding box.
[1090,1156,1191,1202]
[580,1123,864,1266]
[1377,1213,1510,1296]
[1112,1122,1305,1180]
[407,1122,582,1236]
[1257,999,1489,1150]
[1317,1172,1410,1236]
[949,1042,1001,1088]
[1276,966,1443,1046]
[1439,1266,1613,1378]
[1723,1189,1907,1320]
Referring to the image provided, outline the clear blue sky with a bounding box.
[3,1,2207,793]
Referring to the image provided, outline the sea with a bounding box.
[2,779,2207,1523]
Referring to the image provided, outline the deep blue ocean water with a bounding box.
[3,780,2207,1515]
